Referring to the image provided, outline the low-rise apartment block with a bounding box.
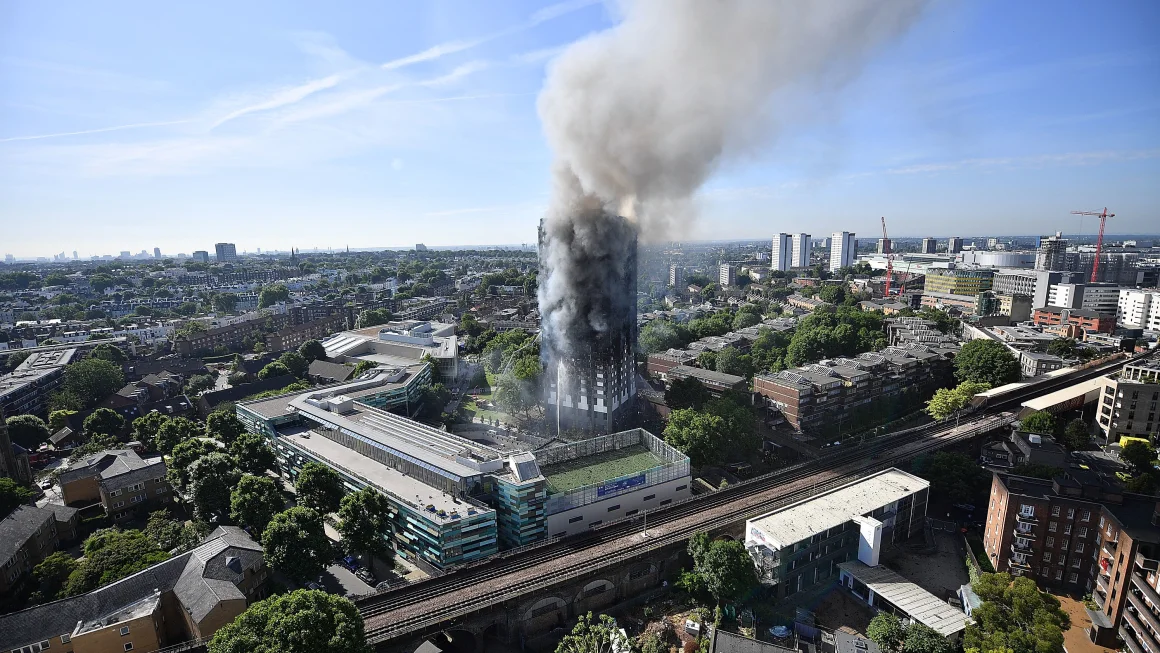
[264,313,346,353]
[58,449,170,521]
[0,504,78,596]
[665,365,747,396]
[0,348,76,417]
[754,344,956,431]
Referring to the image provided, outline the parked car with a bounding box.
[305,576,325,591]
[355,568,375,585]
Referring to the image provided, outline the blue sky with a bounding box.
[1,0,1157,258]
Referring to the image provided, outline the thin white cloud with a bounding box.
[210,74,347,129]
[381,39,487,71]
[884,149,1160,175]
[0,120,190,143]
[419,61,491,86]
[379,0,598,71]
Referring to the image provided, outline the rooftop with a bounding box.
[749,468,929,548]
[277,428,492,523]
[0,505,55,565]
[669,365,746,387]
[73,590,161,636]
[838,560,968,637]
[0,364,65,398]
[541,444,664,494]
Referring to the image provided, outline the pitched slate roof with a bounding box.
[0,525,264,651]
[57,449,165,488]
[0,505,54,566]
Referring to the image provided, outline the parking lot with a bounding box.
[321,563,376,598]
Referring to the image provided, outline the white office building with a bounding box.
[829,232,856,272]
[719,264,737,287]
[771,234,793,272]
[1046,283,1122,315]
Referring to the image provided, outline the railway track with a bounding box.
[362,414,1009,643]
[358,351,1145,643]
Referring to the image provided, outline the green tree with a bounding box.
[154,416,202,455]
[1062,419,1091,451]
[212,293,239,313]
[915,451,989,506]
[185,373,216,396]
[0,477,34,517]
[355,308,393,329]
[296,462,345,514]
[89,342,127,363]
[955,339,1022,387]
[732,311,761,330]
[262,508,332,583]
[33,551,79,600]
[188,452,242,522]
[206,410,247,446]
[208,589,370,653]
[131,412,169,447]
[1020,411,1057,436]
[639,320,688,354]
[901,623,953,653]
[298,339,326,363]
[1120,440,1156,474]
[68,432,120,460]
[555,612,622,653]
[144,509,199,553]
[1046,338,1078,358]
[48,409,78,433]
[277,351,309,378]
[705,396,759,452]
[818,284,846,304]
[82,408,125,437]
[6,414,52,449]
[1011,464,1065,480]
[337,487,393,564]
[964,573,1069,653]
[698,539,757,603]
[258,361,292,380]
[65,529,170,595]
[665,377,710,411]
[925,381,990,420]
[715,346,752,377]
[351,360,378,377]
[168,438,220,493]
[230,431,278,476]
[868,613,906,653]
[62,358,125,408]
[258,284,290,309]
[663,409,726,467]
[231,474,286,536]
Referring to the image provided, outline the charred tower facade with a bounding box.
[540,212,638,434]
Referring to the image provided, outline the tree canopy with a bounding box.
[231,474,286,536]
[664,410,727,467]
[299,339,327,363]
[262,507,332,583]
[296,462,345,514]
[955,339,1022,387]
[278,351,309,378]
[915,451,989,506]
[6,414,51,449]
[337,487,393,563]
[555,612,624,653]
[964,573,1069,653]
[925,381,990,420]
[188,452,242,522]
[89,343,127,363]
[33,551,79,601]
[61,358,125,409]
[258,361,292,380]
[665,377,710,411]
[65,529,170,596]
[206,409,247,446]
[82,407,125,437]
[208,589,371,653]
[683,532,757,604]
[154,416,202,455]
[230,431,278,476]
[1061,419,1091,451]
[0,477,34,518]
[1020,411,1057,436]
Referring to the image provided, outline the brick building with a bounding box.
[1032,306,1116,334]
[0,504,78,596]
[754,344,956,431]
[264,313,346,353]
[58,449,171,522]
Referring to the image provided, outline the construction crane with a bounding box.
[1070,207,1115,282]
[880,216,893,296]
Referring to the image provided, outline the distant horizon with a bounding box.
[6,232,1160,263]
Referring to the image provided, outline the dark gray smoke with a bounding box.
[537,0,927,362]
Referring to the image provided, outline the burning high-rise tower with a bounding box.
[540,211,638,434]
[535,0,928,434]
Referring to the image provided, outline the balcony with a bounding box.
[1122,625,1146,653]
[1009,557,1032,570]
[1138,552,1160,574]
[1104,538,1119,553]
[1097,573,1110,593]
[1013,527,1037,539]
[1016,512,1039,524]
[1011,541,1034,555]
[1123,608,1160,653]
[1128,589,1160,637]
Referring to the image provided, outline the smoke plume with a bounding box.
[537,0,927,361]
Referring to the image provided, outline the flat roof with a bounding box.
[839,560,967,637]
[541,444,663,494]
[278,429,492,523]
[1020,377,1104,413]
[749,468,929,548]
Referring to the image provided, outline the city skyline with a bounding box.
[2,0,1158,257]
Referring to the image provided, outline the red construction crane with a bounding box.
[880,216,893,296]
[1070,207,1115,282]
